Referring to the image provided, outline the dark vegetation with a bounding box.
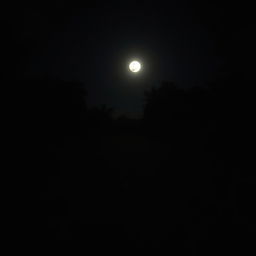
[15,75,254,252]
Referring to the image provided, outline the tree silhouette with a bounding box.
[87,104,114,135]
[143,81,188,137]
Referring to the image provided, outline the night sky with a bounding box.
[3,1,255,116]
[4,1,256,248]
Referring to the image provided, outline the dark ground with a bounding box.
[19,121,254,253]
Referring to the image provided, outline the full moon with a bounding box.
[129,60,141,73]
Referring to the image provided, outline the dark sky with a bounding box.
[3,1,255,116]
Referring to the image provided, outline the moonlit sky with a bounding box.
[3,1,255,116]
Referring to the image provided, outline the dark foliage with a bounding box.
[11,76,255,253]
